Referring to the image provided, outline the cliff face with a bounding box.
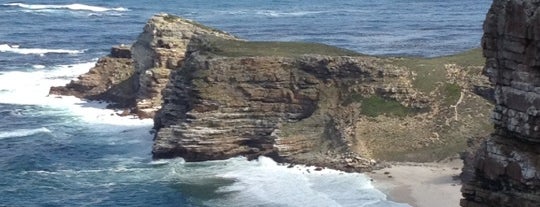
[50,14,237,117]
[152,52,426,171]
[49,45,136,107]
[131,14,237,118]
[461,1,540,206]
[51,13,494,170]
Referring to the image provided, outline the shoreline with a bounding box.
[369,159,463,207]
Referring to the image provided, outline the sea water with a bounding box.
[0,1,490,206]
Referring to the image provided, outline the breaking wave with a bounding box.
[3,3,128,12]
[0,127,51,139]
[0,44,83,55]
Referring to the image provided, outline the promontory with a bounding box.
[50,13,492,172]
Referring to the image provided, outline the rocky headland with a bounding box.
[51,13,493,172]
[460,0,540,206]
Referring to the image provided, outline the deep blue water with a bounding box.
[0,0,490,206]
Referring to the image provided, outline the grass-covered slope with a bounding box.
[200,37,363,57]
[166,14,493,162]
[360,48,493,161]
[198,37,492,162]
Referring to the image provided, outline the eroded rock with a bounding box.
[152,53,426,171]
[461,1,540,206]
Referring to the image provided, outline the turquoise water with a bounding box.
[0,1,490,206]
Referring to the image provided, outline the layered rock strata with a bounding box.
[49,45,136,106]
[152,52,427,171]
[50,14,237,117]
[131,14,237,118]
[50,13,493,171]
[461,1,540,206]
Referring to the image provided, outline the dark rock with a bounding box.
[48,56,136,107]
[111,45,131,58]
[461,1,540,206]
[152,54,422,172]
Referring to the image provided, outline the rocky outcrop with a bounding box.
[152,48,429,171]
[49,45,136,107]
[461,1,540,206]
[50,13,493,171]
[50,14,237,117]
[131,14,237,118]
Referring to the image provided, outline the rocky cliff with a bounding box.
[51,13,493,171]
[152,49,428,171]
[152,32,492,171]
[50,14,237,117]
[131,14,237,118]
[49,45,136,107]
[461,0,540,206]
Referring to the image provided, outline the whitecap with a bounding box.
[199,157,411,207]
[149,159,173,166]
[3,3,128,12]
[0,44,84,55]
[256,10,324,17]
[32,65,46,69]
[0,127,51,139]
[0,61,152,126]
[0,61,153,126]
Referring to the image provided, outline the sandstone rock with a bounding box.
[461,1,540,206]
[49,47,136,107]
[131,13,237,117]
[49,14,238,116]
[152,49,424,171]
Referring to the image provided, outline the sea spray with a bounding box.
[0,44,84,55]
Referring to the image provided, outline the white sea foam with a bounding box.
[179,157,411,207]
[0,62,151,126]
[0,44,84,55]
[256,10,324,17]
[0,127,51,139]
[3,3,128,12]
[224,10,323,17]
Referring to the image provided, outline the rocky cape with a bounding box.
[51,14,493,172]
[461,0,540,206]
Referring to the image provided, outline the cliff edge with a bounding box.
[151,30,492,171]
[50,14,237,117]
[50,13,493,172]
[461,0,540,206]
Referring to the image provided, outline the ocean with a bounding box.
[0,1,490,206]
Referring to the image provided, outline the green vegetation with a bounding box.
[163,14,181,22]
[441,83,462,105]
[360,96,412,117]
[391,48,484,93]
[162,14,229,35]
[343,94,413,117]
[375,138,469,162]
[201,38,363,57]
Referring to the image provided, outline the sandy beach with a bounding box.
[370,159,463,207]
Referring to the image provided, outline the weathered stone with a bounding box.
[49,14,238,117]
[461,1,540,206]
[111,45,131,58]
[49,48,136,107]
[152,53,424,171]
[131,13,238,117]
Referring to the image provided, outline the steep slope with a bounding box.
[50,13,238,117]
[461,1,540,206]
[153,36,492,171]
[50,13,493,171]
